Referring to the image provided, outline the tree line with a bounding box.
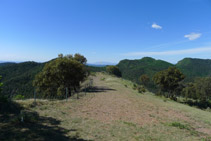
[140,67,211,109]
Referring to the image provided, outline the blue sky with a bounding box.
[0,0,211,64]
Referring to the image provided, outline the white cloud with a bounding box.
[124,47,211,56]
[184,33,201,40]
[152,23,162,29]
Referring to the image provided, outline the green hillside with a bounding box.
[0,62,45,97]
[117,57,173,84]
[176,58,211,81]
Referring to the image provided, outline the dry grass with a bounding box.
[6,72,211,141]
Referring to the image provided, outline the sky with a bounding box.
[0,0,211,64]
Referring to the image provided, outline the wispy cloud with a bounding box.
[184,32,201,40]
[124,47,211,56]
[152,23,162,29]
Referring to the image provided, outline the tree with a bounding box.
[153,67,185,98]
[182,77,211,109]
[194,77,211,101]
[139,74,150,86]
[182,83,197,100]
[106,66,122,77]
[74,53,87,65]
[33,54,88,98]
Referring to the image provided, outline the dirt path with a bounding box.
[72,75,157,125]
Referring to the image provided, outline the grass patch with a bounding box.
[122,121,137,127]
[100,77,105,81]
[170,122,189,130]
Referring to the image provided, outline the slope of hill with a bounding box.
[117,57,174,83]
[176,58,211,81]
[0,62,45,96]
[2,73,210,140]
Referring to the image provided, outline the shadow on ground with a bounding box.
[85,86,116,93]
[0,101,91,141]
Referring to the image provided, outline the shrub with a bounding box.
[137,85,146,93]
[101,77,105,81]
[106,66,122,77]
[170,122,189,130]
[133,84,137,90]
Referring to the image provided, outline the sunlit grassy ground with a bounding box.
[2,72,211,141]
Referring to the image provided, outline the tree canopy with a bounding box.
[139,74,150,86]
[153,67,185,98]
[183,77,211,101]
[33,54,88,98]
[106,66,122,77]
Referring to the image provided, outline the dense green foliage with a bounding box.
[0,62,45,97]
[33,54,88,98]
[182,77,211,101]
[106,65,122,77]
[117,57,173,90]
[181,77,211,109]
[176,58,211,82]
[153,67,185,99]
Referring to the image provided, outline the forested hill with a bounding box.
[117,57,173,83]
[176,58,211,81]
[0,62,45,96]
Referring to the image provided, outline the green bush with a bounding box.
[133,84,137,90]
[14,94,25,100]
[137,85,146,93]
[106,66,122,77]
[101,77,105,81]
[170,122,189,130]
